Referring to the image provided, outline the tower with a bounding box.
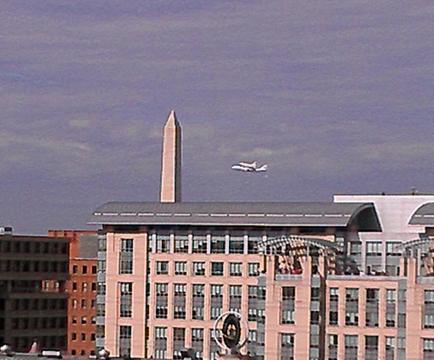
[160,110,182,202]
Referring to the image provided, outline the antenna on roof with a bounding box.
[411,186,418,195]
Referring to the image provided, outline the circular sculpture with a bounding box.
[213,311,249,353]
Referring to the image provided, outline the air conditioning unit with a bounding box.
[41,350,62,359]
[0,227,13,235]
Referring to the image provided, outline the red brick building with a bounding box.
[49,230,98,357]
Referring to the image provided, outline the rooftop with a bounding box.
[89,201,381,230]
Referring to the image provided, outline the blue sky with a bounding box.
[1,0,434,234]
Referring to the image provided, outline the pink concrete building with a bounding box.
[89,112,434,359]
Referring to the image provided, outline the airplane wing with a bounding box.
[239,161,257,169]
[256,164,268,172]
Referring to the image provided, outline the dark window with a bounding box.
[211,262,224,276]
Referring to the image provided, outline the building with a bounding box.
[48,230,98,357]
[90,111,434,359]
[0,228,69,352]
[259,194,434,360]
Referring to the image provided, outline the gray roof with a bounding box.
[409,203,434,225]
[89,202,381,230]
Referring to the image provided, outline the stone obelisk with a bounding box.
[160,110,182,203]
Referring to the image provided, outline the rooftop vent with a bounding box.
[0,227,12,235]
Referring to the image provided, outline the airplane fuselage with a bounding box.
[231,162,268,173]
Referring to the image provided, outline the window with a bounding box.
[280,333,294,360]
[156,306,167,319]
[248,235,261,254]
[329,288,339,325]
[147,235,153,254]
[156,261,169,275]
[81,299,87,309]
[230,262,242,276]
[97,282,106,295]
[192,284,205,319]
[193,262,205,276]
[345,335,358,353]
[210,306,222,320]
[92,282,97,291]
[365,335,378,354]
[72,265,78,274]
[424,339,434,355]
[155,327,167,339]
[425,290,434,304]
[174,283,186,296]
[173,284,186,319]
[366,242,382,256]
[120,282,133,317]
[175,261,187,275]
[310,311,319,324]
[71,316,77,324]
[282,309,295,324]
[425,314,434,329]
[345,288,359,326]
[174,305,186,319]
[82,282,88,292]
[311,287,320,301]
[155,283,168,318]
[192,306,204,320]
[92,265,97,274]
[119,326,132,358]
[72,299,78,309]
[156,234,170,253]
[82,265,87,274]
[72,333,77,341]
[387,289,397,302]
[211,262,224,276]
[367,289,379,301]
[173,328,186,359]
[72,282,77,291]
[210,235,225,254]
[193,284,205,297]
[211,285,223,297]
[328,335,338,359]
[81,316,87,324]
[230,285,242,297]
[349,242,361,255]
[385,336,395,358]
[119,239,133,274]
[248,262,260,276]
[366,288,379,327]
[229,235,244,254]
[192,234,207,253]
[98,236,107,251]
[192,327,204,358]
[156,283,168,295]
[174,234,189,253]
[329,311,338,326]
[386,242,401,256]
[282,287,295,301]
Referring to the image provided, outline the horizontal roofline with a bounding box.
[89,201,381,231]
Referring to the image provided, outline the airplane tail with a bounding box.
[257,164,268,172]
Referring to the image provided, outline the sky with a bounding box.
[1,0,434,234]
